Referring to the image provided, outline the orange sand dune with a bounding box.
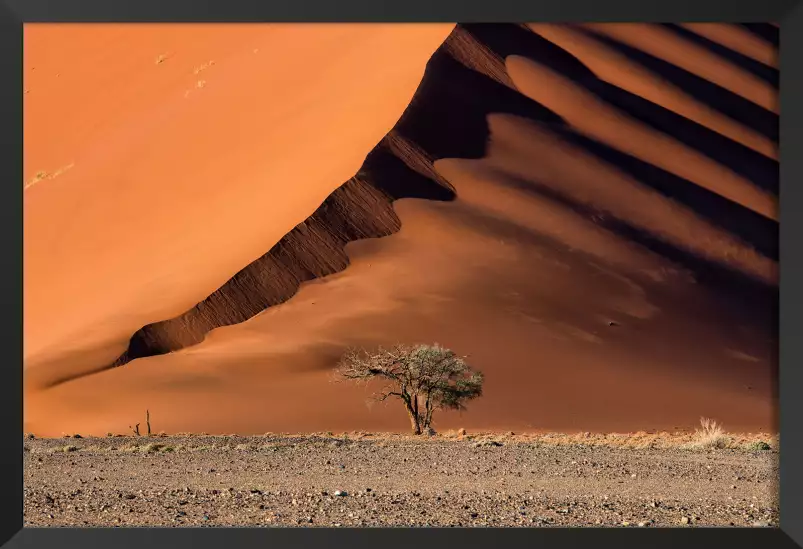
[23,186,775,435]
[24,23,778,436]
[24,23,454,387]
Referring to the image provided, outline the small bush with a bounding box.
[688,417,730,450]
[142,442,173,454]
[749,440,772,451]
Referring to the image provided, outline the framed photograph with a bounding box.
[3,1,799,548]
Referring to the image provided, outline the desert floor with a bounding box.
[24,432,778,528]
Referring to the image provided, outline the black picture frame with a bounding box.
[2,1,799,548]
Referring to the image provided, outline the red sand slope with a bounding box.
[24,23,778,436]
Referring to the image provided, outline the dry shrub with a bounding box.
[141,443,168,453]
[687,417,730,450]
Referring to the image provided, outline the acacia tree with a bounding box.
[335,344,484,435]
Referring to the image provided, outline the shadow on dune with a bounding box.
[575,26,779,142]
[660,24,779,87]
[392,49,565,161]
[460,23,598,82]
[740,23,780,47]
[493,169,778,324]
[108,23,777,375]
[588,79,779,194]
[553,126,779,261]
[457,23,778,192]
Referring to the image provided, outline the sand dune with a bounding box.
[24,23,454,388]
[24,23,778,436]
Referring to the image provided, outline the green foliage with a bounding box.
[336,343,484,435]
[749,440,771,451]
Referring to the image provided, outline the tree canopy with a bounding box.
[336,343,484,435]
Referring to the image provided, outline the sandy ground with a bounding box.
[23,433,778,527]
[24,24,779,437]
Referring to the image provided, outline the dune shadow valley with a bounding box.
[23,21,781,528]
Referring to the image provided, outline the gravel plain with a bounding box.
[23,433,778,528]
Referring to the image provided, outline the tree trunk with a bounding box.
[423,394,433,430]
[423,407,434,430]
[407,407,421,435]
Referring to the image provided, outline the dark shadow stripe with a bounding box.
[576,25,780,142]
[489,166,778,326]
[589,79,779,195]
[552,124,779,261]
[740,23,781,47]
[661,23,779,88]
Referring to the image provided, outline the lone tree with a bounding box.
[335,343,484,435]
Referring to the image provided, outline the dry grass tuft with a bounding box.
[52,445,78,453]
[686,417,730,450]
